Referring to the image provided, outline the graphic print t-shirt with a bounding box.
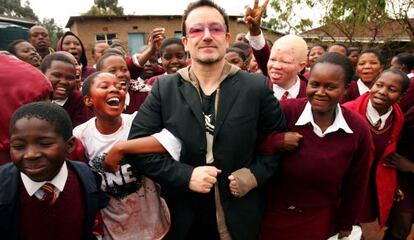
[73,112,171,240]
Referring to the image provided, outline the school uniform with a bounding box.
[123,90,149,114]
[398,74,414,113]
[53,90,92,127]
[344,92,404,226]
[0,160,109,240]
[259,98,373,240]
[341,79,370,103]
[271,76,307,101]
[393,106,414,214]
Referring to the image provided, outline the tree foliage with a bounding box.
[266,0,396,44]
[0,0,38,20]
[41,17,63,47]
[388,0,414,41]
[83,0,124,16]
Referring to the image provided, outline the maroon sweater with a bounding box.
[20,167,85,240]
[340,81,360,103]
[398,77,414,113]
[124,90,148,114]
[262,98,373,231]
[62,90,92,127]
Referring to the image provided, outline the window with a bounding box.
[127,33,145,55]
[174,31,183,38]
[95,33,117,45]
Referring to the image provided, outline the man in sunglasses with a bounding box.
[126,1,287,239]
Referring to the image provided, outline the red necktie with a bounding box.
[281,91,289,100]
[40,183,57,206]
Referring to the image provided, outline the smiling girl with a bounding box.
[258,53,373,240]
[341,49,385,103]
[343,69,410,235]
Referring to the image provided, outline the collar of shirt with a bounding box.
[273,77,301,100]
[295,102,353,137]
[52,97,68,107]
[124,91,130,109]
[357,79,371,95]
[366,99,393,130]
[20,161,68,197]
[407,72,414,79]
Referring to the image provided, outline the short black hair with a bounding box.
[395,52,414,72]
[359,48,386,66]
[95,52,126,72]
[7,39,28,55]
[347,47,360,55]
[159,38,185,55]
[182,0,229,37]
[312,52,355,85]
[102,47,125,57]
[91,40,108,55]
[378,69,411,94]
[10,102,73,141]
[82,71,106,97]
[226,47,247,62]
[329,43,348,55]
[231,42,252,59]
[39,52,75,73]
[310,44,328,52]
[232,42,251,51]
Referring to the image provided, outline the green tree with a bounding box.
[83,0,124,16]
[0,0,38,20]
[41,17,63,47]
[266,0,389,44]
[388,0,414,41]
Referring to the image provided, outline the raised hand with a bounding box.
[245,0,270,36]
[148,27,166,52]
[189,166,221,193]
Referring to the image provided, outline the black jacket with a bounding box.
[0,160,109,240]
[127,66,287,240]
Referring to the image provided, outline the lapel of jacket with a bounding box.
[214,75,240,138]
[178,81,205,130]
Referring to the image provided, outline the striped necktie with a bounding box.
[281,91,289,100]
[40,183,58,206]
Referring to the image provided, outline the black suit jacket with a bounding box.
[127,68,286,240]
[0,160,109,240]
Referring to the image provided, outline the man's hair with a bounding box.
[231,42,251,52]
[159,38,185,55]
[313,52,355,85]
[347,47,360,55]
[378,69,411,94]
[395,52,414,72]
[226,47,247,62]
[91,40,109,55]
[95,52,125,72]
[182,0,229,37]
[102,47,125,56]
[309,44,328,52]
[360,48,386,66]
[329,43,348,56]
[10,102,73,141]
[7,39,27,55]
[39,52,75,73]
[82,71,106,97]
